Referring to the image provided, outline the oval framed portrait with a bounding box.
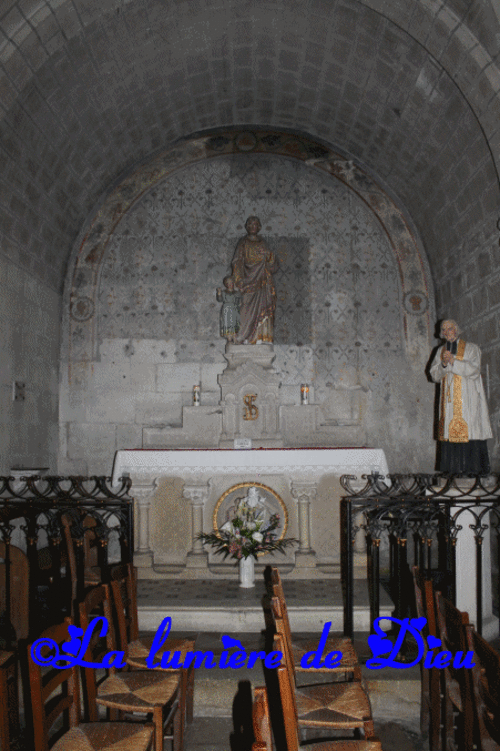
[212,482,288,543]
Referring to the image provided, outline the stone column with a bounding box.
[454,504,496,638]
[183,482,210,568]
[437,478,498,639]
[290,481,317,569]
[132,480,158,572]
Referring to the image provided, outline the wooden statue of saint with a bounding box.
[231,216,279,344]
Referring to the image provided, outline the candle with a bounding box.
[300,384,309,405]
[193,385,201,406]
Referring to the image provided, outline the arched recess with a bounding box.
[60,129,436,473]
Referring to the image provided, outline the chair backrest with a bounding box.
[270,569,287,610]
[0,542,29,641]
[270,595,296,682]
[109,563,139,651]
[411,565,440,659]
[27,619,80,751]
[78,583,118,721]
[252,686,273,751]
[465,624,500,750]
[273,632,300,751]
[269,567,282,592]
[411,565,441,748]
[435,591,469,663]
[435,590,473,747]
[82,515,99,570]
[61,511,103,592]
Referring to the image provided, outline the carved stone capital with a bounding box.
[290,481,318,504]
[183,482,210,558]
[131,479,159,569]
[182,483,210,506]
[132,479,159,504]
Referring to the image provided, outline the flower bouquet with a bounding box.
[197,491,297,562]
[198,487,297,587]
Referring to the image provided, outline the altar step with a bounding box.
[136,578,393,633]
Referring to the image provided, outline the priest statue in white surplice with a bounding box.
[430,319,492,475]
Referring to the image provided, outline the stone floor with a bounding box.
[137,576,426,750]
[136,575,393,632]
[184,718,427,751]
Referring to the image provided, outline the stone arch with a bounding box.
[59,128,437,473]
[64,128,434,368]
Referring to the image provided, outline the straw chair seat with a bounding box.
[269,568,360,679]
[95,670,181,712]
[126,636,196,671]
[295,681,373,728]
[291,635,359,673]
[51,722,154,751]
[252,680,381,751]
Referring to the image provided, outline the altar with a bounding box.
[112,447,389,580]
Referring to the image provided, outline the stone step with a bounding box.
[137,577,393,633]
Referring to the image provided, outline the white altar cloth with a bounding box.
[112,447,389,484]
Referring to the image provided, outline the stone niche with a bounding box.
[60,132,436,475]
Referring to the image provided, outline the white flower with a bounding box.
[252,532,263,542]
[246,520,257,530]
[220,521,234,534]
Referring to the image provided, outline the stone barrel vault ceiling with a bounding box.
[0,0,499,298]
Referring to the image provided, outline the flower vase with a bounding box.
[239,556,255,588]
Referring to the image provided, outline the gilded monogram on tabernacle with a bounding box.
[243,394,258,420]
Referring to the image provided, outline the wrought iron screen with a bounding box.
[341,474,500,637]
[0,475,133,646]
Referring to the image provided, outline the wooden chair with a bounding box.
[252,686,273,751]
[465,625,500,750]
[27,619,155,751]
[61,513,102,615]
[0,650,20,751]
[411,566,440,751]
[0,542,29,642]
[79,583,183,751]
[252,676,382,751]
[273,632,375,740]
[435,592,473,751]
[269,567,361,680]
[109,563,196,725]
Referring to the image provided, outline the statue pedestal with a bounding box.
[218,343,283,448]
